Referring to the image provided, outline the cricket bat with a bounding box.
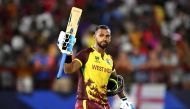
[57,7,82,79]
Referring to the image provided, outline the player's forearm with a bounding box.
[118,90,127,99]
[64,63,75,74]
[63,55,75,74]
[64,55,81,74]
[116,73,127,99]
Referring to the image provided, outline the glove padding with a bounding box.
[120,99,135,109]
[57,31,76,54]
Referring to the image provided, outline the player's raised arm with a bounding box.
[57,31,81,74]
[64,57,81,74]
[56,7,82,78]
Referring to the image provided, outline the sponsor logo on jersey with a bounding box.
[95,56,100,63]
[106,58,111,65]
[92,64,112,73]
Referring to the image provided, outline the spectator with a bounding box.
[32,46,55,89]
[128,48,148,83]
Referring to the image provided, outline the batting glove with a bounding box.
[120,97,135,109]
[57,31,76,54]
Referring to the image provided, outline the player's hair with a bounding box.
[95,25,110,32]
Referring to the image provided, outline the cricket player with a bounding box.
[57,25,134,109]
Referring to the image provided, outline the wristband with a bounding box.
[121,97,127,101]
[65,55,72,63]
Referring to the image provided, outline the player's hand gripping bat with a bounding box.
[57,7,82,79]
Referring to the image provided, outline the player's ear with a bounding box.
[107,35,111,43]
[93,34,97,40]
[109,36,111,42]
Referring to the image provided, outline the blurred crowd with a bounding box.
[0,0,190,94]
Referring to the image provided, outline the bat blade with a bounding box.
[57,7,82,79]
[66,7,82,36]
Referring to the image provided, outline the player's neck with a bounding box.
[94,44,105,56]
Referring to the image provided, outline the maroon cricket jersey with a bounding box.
[74,47,114,105]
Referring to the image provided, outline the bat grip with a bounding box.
[67,35,75,52]
[56,35,75,79]
[56,53,67,79]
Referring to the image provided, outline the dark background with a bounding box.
[0,0,190,109]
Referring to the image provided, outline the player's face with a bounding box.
[94,29,111,49]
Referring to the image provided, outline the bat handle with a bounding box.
[56,53,67,79]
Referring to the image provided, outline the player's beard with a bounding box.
[97,41,109,49]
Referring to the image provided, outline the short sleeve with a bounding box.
[74,48,92,67]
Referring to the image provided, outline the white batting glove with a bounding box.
[57,31,66,53]
[57,31,76,55]
[120,98,135,109]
